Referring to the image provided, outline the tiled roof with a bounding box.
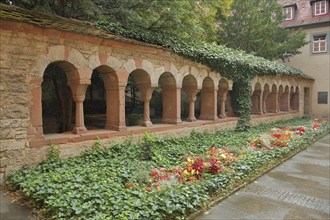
[277,0,330,28]
[0,3,164,49]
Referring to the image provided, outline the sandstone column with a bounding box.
[28,77,44,139]
[184,88,200,122]
[69,81,88,134]
[139,86,155,127]
[263,91,270,114]
[219,89,228,118]
[200,87,218,120]
[104,84,127,131]
[258,90,264,114]
[162,85,182,124]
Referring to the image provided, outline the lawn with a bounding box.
[6,118,329,220]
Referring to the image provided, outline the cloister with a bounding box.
[0,4,313,182]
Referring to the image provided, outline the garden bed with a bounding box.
[6,118,329,220]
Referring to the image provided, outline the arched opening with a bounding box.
[181,75,198,122]
[266,84,278,113]
[84,65,119,130]
[125,69,152,127]
[155,72,180,124]
[218,78,230,118]
[200,77,217,120]
[279,85,290,111]
[290,86,300,110]
[263,84,270,113]
[84,71,105,129]
[251,82,262,114]
[41,61,75,134]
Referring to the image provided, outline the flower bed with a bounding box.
[6,118,329,219]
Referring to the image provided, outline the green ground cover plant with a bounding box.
[6,118,329,220]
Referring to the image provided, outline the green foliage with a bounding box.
[141,132,156,161]
[126,113,143,126]
[48,145,61,161]
[6,0,233,42]
[217,0,308,60]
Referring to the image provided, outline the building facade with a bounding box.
[278,0,330,119]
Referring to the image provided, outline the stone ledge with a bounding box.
[28,112,299,148]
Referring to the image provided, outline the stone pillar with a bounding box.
[28,77,44,140]
[139,86,155,127]
[263,91,270,114]
[258,90,264,114]
[185,88,200,122]
[219,89,228,118]
[275,91,280,112]
[69,81,88,134]
[162,86,182,124]
[104,84,127,131]
[200,87,218,120]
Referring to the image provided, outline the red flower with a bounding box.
[273,133,281,139]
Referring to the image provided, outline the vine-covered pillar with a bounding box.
[139,85,155,127]
[28,77,44,140]
[219,89,228,118]
[162,85,182,124]
[231,73,252,130]
[69,80,89,134]
[200,87,218,120]
[185,88,200,122]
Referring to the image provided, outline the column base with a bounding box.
[218,114,227,119]
[162,118,182,124]
[73,126,87,134]
[143,121,153,127]
[187,117,196,122]
[105,124,127,131]
[200,115,218,120]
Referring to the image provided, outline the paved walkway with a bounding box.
[0,191,36,220]
[196,134,330,220]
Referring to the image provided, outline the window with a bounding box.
[314,0,327,15]
[283,7,294,20]
[318,92,328,104]
[313,34,327,53]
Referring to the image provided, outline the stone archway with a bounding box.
[251,82,263,114]
[42,62,75,134]
[200,77,218,120]
[265,84,278,113]
[158,72,181,124]
[290,86,300,110]
[279,85,290,111]
[126,69,153,127]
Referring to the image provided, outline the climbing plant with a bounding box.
[97,22,304,129]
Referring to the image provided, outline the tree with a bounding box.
[3,0,232,42]
[217,0,307,60]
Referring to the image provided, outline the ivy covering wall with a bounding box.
[97,22,304,128]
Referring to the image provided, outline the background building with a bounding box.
[278,0,330,119]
